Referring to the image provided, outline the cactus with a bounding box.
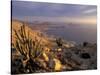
[13,22,44,63]
[12,22,62,73]
[56,38,63,47]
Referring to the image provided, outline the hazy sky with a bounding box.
[12,1,97,25]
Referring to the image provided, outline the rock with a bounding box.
[48,58,55,69]
[53,58,62,71]
[80,53,91,59]
[83,42,88,47]
[74,49,81,55]
[64,52,72,59]
[57,48,62,52]
[79,64,88,70]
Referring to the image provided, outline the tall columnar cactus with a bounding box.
[13,22,43,62]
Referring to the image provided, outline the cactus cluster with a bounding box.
[13,22,43,61]
[12,22,61,73]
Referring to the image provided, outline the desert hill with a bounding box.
[11,19,97,74]
[11,20,53,48]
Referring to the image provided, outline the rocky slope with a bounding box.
[11,20,97,74]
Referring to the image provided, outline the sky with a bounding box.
[12,1,97,25]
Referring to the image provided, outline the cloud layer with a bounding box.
[12,1,97,25]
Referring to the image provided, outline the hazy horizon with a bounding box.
[12,1,97,44]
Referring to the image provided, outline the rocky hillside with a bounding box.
[11,20,97,74]
[11,20,55,49]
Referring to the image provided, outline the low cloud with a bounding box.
[83,8,97,14]
[16,15,96,25]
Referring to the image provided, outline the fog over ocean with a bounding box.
[42,24,97,44]
[12,1,97,44]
